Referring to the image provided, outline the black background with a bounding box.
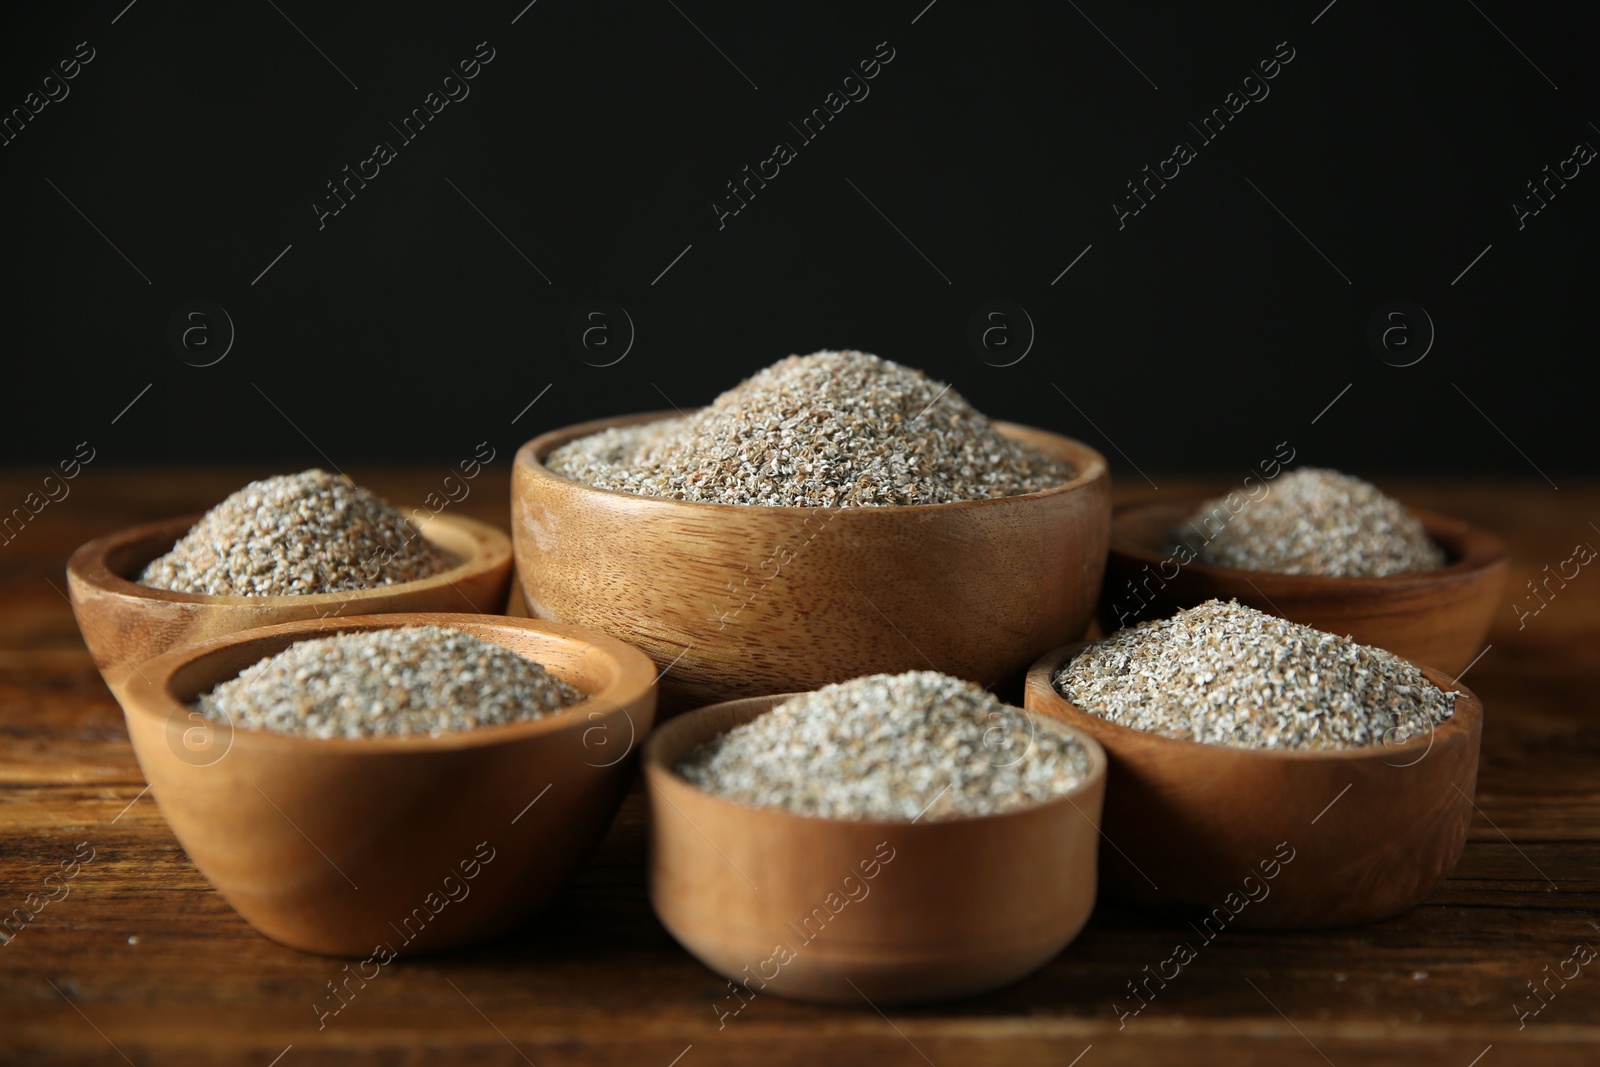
[1,0,1593,480]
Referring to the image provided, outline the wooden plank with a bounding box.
[2,473,1597,1064]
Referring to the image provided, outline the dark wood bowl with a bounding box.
[1026,643,1483,928]
[1100,498,1508,675]
[117,613,657,956]
[513,412,1111,713]
[644,693,1107,1004]
[67,512,513,698]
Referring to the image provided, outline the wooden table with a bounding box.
[3,470,1596,1065]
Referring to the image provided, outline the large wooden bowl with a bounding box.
[513,413,1111,710]
[1025,644,1483,928]
[67,512,513,698]
[643,693,1107,1005]
[1100,499,1508,674]
[117,613,657,956]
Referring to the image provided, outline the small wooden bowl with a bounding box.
[1025,644,1483,928]
[643,694,1108,1005]
[117,613,657,956]
[514,413,1111,711]
[67,512,514,697]
[1100,499,1508,675]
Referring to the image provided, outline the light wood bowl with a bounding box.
[1025,644,1483,928]
[67,512,514,698]
[513,413,1111,711]
[117,612,657,956]
[1100,499,1508,675]
[643,693,1107,1005]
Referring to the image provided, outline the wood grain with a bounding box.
[1100,499,1508,675]
[67,511,514,698]
[116,612,657,957]
[1026,647,1482,928]
[511,414,1112,711]
[644,694,1105,1005]
[2,469,1598,1065]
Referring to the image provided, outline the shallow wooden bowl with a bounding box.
[1099,498,1508,674]
[643,693,1107,1005]
[67,512,514,697]
[1025,644,1483,928]
[117,612,657,956]
[513,413,1111,711]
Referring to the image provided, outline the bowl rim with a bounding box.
[1108,496,1508,589]
[1025,641,1484,765]
[642,690,1109,829]
[67,510,512,608]
[121,612,658,755]
[515,410,1110,514]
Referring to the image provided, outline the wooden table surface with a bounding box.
[2,469,1596,1066]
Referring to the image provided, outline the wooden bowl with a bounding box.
[1025,644,1483,928]
[643,693,1107,1005]
[117,612,657,956]
[513,413,1111,711]
[1100,498,1508,675]
[67,512,514,697]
